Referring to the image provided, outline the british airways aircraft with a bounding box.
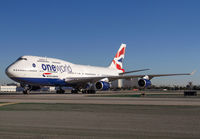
[5,44,193,94]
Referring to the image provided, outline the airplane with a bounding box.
[5,44,193,94]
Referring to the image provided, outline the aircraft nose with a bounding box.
[5,65,15,77]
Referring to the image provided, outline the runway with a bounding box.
[0,91,200,106]
[0,91,200,139]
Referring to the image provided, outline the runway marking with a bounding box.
[0,102,18,107]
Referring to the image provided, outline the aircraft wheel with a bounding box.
[23,90,27,94]
[56,89,65,94]
[82,90,87,94]
[61,89,65,94]
[92,90,96,94]
[23,90,30,94]
[56,90,60,94]
[71,90,78,94]
[87,90,96,94]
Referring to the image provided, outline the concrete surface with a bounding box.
[0,91,200,139]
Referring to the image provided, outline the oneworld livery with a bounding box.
[6,44,193,94]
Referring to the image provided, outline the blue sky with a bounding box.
[0,0,199,86]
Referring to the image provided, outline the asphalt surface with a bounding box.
[0,91,200,139]
[0,91,200,106]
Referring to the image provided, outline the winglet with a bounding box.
[190,70,196,75]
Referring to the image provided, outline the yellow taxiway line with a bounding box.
[0,102,18,107]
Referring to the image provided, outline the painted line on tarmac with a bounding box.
[0,102,18,107]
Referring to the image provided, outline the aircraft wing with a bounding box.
[64,71,194,84]
[108,72,193,81]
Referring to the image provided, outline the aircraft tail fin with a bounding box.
[109,43,126,73]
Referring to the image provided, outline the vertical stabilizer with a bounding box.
[109,44,126,73]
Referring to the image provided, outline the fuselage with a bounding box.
[6,55,120,87]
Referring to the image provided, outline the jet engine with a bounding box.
[138,79,151,88]
[95,81,111,90]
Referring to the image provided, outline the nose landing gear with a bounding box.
[23,85,32,94]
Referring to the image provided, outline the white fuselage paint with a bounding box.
[6,55,120,86]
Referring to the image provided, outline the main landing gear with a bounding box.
[56,87,65,94]
[71,89,79,94]
[23,89,30,94]
[71,89,96,94]
[81,90,96,94]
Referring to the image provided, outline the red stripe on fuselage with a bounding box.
[44,73,52,75]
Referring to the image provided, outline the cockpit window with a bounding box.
[17,57,27,61]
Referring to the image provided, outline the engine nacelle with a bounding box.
[95,81,110,91]
[138,79,151,88]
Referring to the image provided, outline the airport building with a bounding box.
[0,86,17,92]
[49,87,56,91]
[111,78,138,88]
